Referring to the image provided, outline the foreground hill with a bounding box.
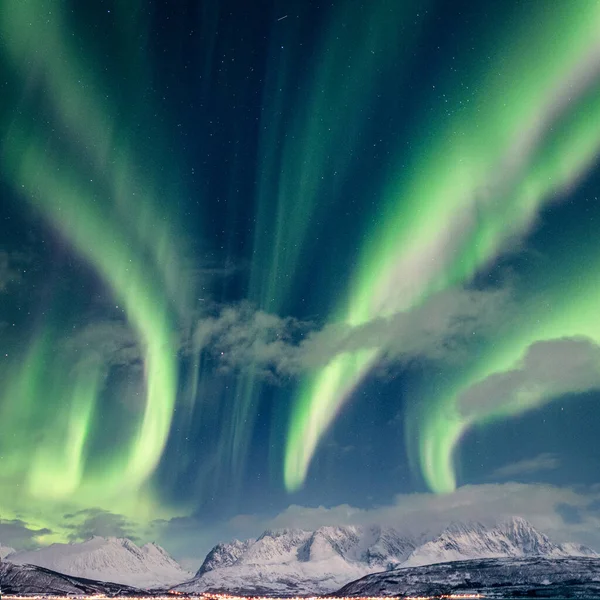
[5,536,191,589]
[334,556,600,598]
[0,561,145,596]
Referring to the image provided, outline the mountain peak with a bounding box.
[180,525,416,595]
[257,528,308,540]
[176,518,597,596]
[196,539,254,576]
[0,545,16,561]
[402,517,595,569]
[443,520,488,536]
[5,536,191,589]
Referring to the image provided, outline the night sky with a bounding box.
[2,0,600,565]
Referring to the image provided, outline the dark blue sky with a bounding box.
[2,0,600,563]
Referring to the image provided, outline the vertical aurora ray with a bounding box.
[1,0,190,312]
[285,1,600,491]
[251,0,422,313]
[196,0,427,493]
[242,0,423,490]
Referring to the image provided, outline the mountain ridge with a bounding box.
[0,544,16,560]
[402,516,596,567]
[2,517,596,594]
[176,517,597,595]
[0,561,146,596]
[4,535,191,589]
[334,556,600,598]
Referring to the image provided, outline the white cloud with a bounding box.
[458,337,600,419]
[245,484,600,544]
[492,453,561,479]
[157,483,600,565]
[191,285,512,380]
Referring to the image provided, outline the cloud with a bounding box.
[191,285,512,381]
[63,508,138,542]
[244,483,600,543]
[0,519,52,549]
[191,302,307,381]
[555,503,583,525]
[492,453,561,479]
[155,483,600,564]
[458,337,600,419]
[64,320,141,368]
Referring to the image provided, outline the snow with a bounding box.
[401,516,597,567]
[5,536,191,589]
[0,545,16,560]
[3,517,597,595]
[335,556,600,598]
[175,518,598,596]
[175,525,416,595]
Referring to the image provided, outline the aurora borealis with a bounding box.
[3,0,600,562]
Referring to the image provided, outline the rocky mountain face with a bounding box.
[5,535,191,589]
[175,525,416,595]
[401,516,597,567]
[2,517,596,595]
[334,556,600,598]
[197,538,255,575]
[175,517,597,596]
[0,544,16,560]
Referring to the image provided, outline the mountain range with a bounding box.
[402,517,596,567]
[2,536,191,589]
[174,517,597,595]
[1,517,597,594]
[174,525,416,595]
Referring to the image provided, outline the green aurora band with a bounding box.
[3,0,600,549]
[0,0,189,537]
[285,1,600,492]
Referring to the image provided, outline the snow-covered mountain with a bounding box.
[175,526,416,595]
[197,538,255,575]
[0,544,16,560]
[175,518,598,596]
[401,516,597,567]
[5,536,191,589]
[335,556,600,598]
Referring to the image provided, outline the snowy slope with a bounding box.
[175,526,415,595]
[6,536,191,589]
[175,518,598,596]
[197,538,255,575]
[334,556,600,598]
[0,544,16,560]
[401,516,597,567]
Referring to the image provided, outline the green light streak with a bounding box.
[251,0,421,310]
[250,0,421,488]
[6,137,179,493]
[0,0,187,531]
[285,1,600,491]
[418,219,600,493]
